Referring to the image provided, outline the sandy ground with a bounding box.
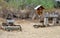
[0,18,60,38]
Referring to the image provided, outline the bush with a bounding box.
[0,0,55,9]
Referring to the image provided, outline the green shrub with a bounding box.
[4,0,55,9]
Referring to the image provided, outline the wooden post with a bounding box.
[44,17,48,26]
[53,18,57,25]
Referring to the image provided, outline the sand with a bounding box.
[0,19,60,38]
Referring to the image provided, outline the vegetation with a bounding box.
[0,0,55,9]
[0,0,57,19]
[0,0,8,9]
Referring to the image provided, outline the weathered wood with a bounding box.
[44,12,58,26]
